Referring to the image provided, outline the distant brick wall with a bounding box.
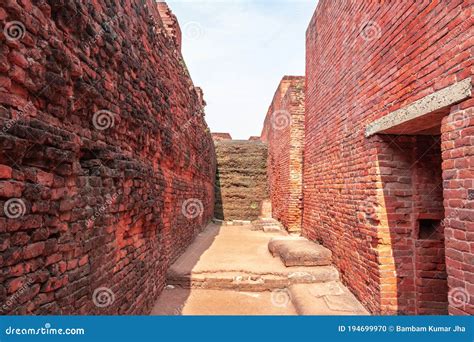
[305,0,472,314]
[261,76,304,233]
[0,1,215,314]
[211,132,232,141]
[214,140,268,220]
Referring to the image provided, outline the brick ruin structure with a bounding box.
[261,76,305,233]
[0,0,472,317]
[211,132,232,141]
[0,1,214,314]
[263,1,472,315]
[214,139,268,221]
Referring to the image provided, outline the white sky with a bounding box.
[168,0,317,139]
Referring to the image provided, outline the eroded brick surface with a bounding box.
[214,140,268,221]
[0,1,215,314]
[304,0,472,314]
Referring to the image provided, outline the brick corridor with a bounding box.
[151,222,368,315]
[0,0,472,316]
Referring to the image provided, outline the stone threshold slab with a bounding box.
[366,77,472,137]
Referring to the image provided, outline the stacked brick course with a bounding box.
[304,0,473,315]
[261,76,304,233]
[214,140,268,221]
[0,1,215,314]
[211,132,232,141]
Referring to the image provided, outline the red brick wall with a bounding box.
[156,1,182,51]
[304,0,472,314]
[441,102,474,315]
[371,135,447,314]
[211,132,232,141]
[0,1,215,314]
[261,76,304,233]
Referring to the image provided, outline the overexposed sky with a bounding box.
[168,0,317,139]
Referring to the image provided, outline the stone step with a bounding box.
[268,237,332,267]
[251,218,286,233]
[167,267,340,291]
[288,281,369,315]
[212,218,253,226]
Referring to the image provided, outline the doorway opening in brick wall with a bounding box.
[367,79,472,315]
[375,133,447,315]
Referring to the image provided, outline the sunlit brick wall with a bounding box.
[304,0,472,314]
[0,1,215,314]
[261,76,304,233]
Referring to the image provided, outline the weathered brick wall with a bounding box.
[372,135,447,314]
[211,132,232,141]
[261,76,304,233]
[0,1,215,314]
[441,102,473,315]
[305,0,472,314]
[214,140,268,221]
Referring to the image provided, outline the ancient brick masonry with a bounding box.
[0,1,215,314]
[304,0,473,314]
[211,132,232,142]
[261,76,304,233]
[214,139,268,221]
